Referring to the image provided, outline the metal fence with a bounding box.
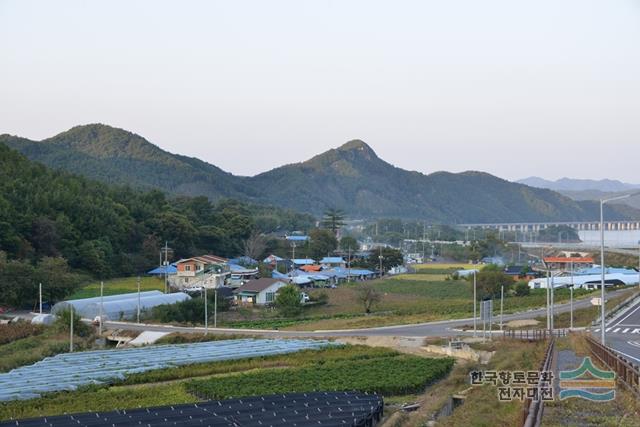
[586,335,640,399]
[504,329,569,341]
[520,337,555,427]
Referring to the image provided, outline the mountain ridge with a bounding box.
[518,176,640,193]
[2,124,639,223]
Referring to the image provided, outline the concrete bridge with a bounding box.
[459,221,640,232]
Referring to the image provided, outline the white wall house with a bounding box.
[234,278,289,305]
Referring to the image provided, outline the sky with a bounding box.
[2,0,640,182]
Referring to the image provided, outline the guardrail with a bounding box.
[586,336,640,399]
[504,329,569,341]
[521,337,555,427]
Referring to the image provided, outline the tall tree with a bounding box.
[321,208,345,235]
[243,231,267,260]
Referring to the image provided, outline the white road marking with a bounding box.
[613,328,621,333]
[622,328,630,334]
[616,347,640,363]
[613,303,640,328]
[594,329,601,333]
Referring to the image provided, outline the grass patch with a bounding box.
[0,327,94,373]
[67,277,165,300]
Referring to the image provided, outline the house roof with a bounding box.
[176,255,228,265]
[235,278,286,293]
[293,259,316,265]
[300,265,323,272]
[263,255,284,263]
[286,235,309,242]
[321,257,345,264]
[544,257,594,264]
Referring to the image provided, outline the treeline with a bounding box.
[0,143,313,306]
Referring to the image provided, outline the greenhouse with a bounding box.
[51,291,190,320]
[0,339,334,402]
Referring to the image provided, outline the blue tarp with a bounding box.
[147,265,177,275]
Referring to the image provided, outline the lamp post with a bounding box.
[600,193,634,345]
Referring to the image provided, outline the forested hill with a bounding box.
[0,142,313,290]
[3,124,638,222]
[0,124,255,200]
[246,140,637,222]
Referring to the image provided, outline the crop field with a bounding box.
[67,277,165,300]
[186,355,454,399]
[0,344,453,421]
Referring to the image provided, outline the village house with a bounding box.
[320,256,346,268]
[170,255,230,290]
[233,278,289,305]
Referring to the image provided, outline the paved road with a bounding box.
[104,289,628,339]
[593,296,640,364]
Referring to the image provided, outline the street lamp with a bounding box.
[600,193,635,345]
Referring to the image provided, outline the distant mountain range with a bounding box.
[2,124,639,223]
[517,177,640,210]
[517,176,640,193]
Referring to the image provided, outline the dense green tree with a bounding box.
[363,247,403,272]
[476,268,513,299]
[275,285,303,317]
[308,229,338,260]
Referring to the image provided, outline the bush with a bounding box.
[149,293,229,325]
[0,322,44,345]
[310,290,329,305]
[275,285,303,317]
[515,282,530,297]
[54,308,92,337]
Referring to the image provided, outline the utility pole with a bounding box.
[569,284,574,330]
[550,273,555,331]
[69,305,74,353]
[99,281,104,336]
[204,286,208,335]
[378,246,383,277]
[214,286,218,329]
[137,276,141,324]
[347,246,352,283]
[500,284,504,332]
[39,283,42,314]
[292,242,296,272]
[473,270,477,338]
[163,241,169,294]
[546,267,550,332]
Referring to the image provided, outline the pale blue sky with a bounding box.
[2,0,639,181]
